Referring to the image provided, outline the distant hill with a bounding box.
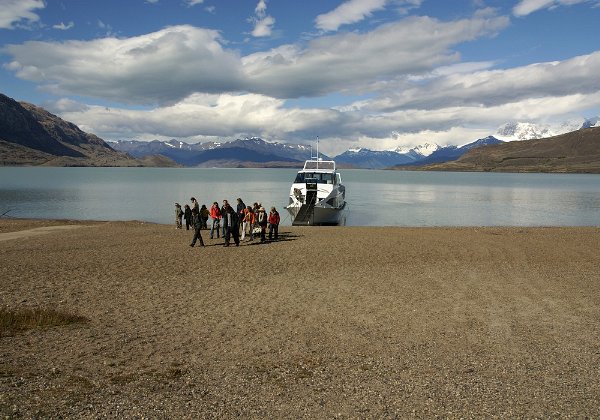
[402,127,600,173]
[0,93,178,167]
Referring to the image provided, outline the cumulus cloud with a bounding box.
[513,0,600,16]
[4,25,245,105]
[4,13,509,104]
[54,93,345,143]
[0,0,44,29]
[249,0,275,37]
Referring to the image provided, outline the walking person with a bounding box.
[183,204,192,230]
[268,206,280,240]
[200,204,209,229]
[257,206,268,242]
[223,203,240,247]
[189,207,205,247]
[175,203,183,229]
[209,201,221,239]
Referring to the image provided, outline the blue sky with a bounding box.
[1,0,600,154]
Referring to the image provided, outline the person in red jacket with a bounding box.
[268,206,280,241]
[209,201,221,239]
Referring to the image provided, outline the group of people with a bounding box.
[175,197,281,248]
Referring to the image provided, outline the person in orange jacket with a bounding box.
[268,206,280,240]
[209,201,221,239]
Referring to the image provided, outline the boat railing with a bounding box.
[303,159,335,171]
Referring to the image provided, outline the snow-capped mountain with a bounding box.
[496,118,599,141]
[110,137,317,167]
[393,143,441,158]
[335,138,503,169]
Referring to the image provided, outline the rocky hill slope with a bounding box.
[0,93,178,167]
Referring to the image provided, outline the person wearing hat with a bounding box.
[174,203,183,229]
[257,206,268,242]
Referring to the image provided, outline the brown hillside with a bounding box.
[0,93,179,167]
[418,126,600,173]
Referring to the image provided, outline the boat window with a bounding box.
[294,172,335,184]
[322,173,333,184]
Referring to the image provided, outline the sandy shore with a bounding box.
[1,219,599,418]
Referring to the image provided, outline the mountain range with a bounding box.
[1,91,598,171]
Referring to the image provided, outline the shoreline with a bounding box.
[1,219,599,417]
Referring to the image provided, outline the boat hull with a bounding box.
[286,201,346,226]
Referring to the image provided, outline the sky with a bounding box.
[1,0,600,155]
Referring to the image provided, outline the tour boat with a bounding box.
[285,156,346,226]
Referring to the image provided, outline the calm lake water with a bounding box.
[0,167,599,226]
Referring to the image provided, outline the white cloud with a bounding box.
[0,0,44,29]
[351,51,600,113]
[4,25,245,104]
[243,13,510,98]
[249,0,275,37]
[315,0,388,32]
[53,21,75,31]
[186,0,204,6]
[4,13,509,103]
[513,0,600,16]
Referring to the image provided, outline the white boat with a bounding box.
[286,157,346,225]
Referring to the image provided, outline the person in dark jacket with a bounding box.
[190,197,200,214]
[200,204,209,229]
[257,206,268,242]
[189,207,205,247]
[268,206,280,240]
[220,200,229,238]
[236,198,246,235]
[183,204,192,230]
[223,203,240,247]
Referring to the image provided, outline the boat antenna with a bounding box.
[316,136,319,168]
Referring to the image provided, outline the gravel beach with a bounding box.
[1,219,599,418]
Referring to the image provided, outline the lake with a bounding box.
[1,167,599,226]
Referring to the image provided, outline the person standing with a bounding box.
[236,198,246,235]
[257,206,268,242]
[268,207,280,240]
[223,203,240,247]
[190,197,200,214]
[209,201,221,239]
[220,200,229,238]
[183,204,192,230]
[189,207,205,247]
[200,204,209,229]
[242,205,255,241]
[175,203,183,229]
